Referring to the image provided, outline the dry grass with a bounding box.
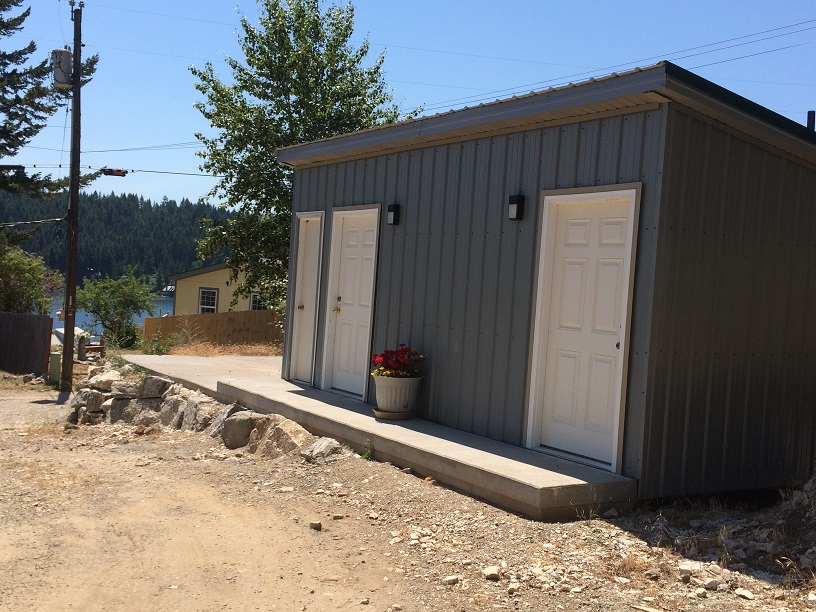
[612,553,652,578]
[168,341,281,357]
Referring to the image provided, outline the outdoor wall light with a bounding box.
[387,203,400,225]
[508,194,525,220]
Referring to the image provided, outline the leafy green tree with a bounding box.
[192,0,405,310]
[76,268,158,348]
[0,0,99,196]
[0,228,62,313]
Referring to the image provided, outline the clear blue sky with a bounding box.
[8,0,816,204]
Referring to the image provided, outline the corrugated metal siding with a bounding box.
[291,107,667,448]
[641,106,816,497]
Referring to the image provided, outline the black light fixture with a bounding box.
[508,194,525,220]
[387,203,400,225]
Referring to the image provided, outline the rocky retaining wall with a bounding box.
[68,363,347,463]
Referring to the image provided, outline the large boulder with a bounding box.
[221,412,274,449]
[110,381,139,399]
[208,403,246,438]
[138,376,173,399]
[108,398,131,424]
[133,410,161,427]
[179,393,223,432]
[300,437,344,463]
[70,389,91,410]
[108,398,161,424]
[88,370,121,391]
[159,395,186,427]
[248,416,314,458]
[85,390,107,414]
[77,406,104,425]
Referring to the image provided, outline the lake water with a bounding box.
[49,296,175,337]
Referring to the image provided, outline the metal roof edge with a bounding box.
[168,262,229,282]
[277,61,815,167]
[276,63,672,167]
[661,61,816,146]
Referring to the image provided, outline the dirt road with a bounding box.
[0,390,412,611]
[1,387,814,611]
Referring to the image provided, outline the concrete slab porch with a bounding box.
[125,355,636,520]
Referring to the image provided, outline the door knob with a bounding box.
[297,304,305,311]
[333,306,341,314]
[616,342,620,349]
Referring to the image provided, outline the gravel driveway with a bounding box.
[1,386,813,611]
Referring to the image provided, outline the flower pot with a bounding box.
[371,375,421,420]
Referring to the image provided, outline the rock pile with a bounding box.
[68,363,335,462]
[3,372,46,385]
[70,368,224,431]
[221,411,316,458]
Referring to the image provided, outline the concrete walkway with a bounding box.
[125,355,636,520]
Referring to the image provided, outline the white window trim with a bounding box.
[198,287,218,314]
[249,292,267,311]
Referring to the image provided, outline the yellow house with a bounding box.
[169,263,266,315]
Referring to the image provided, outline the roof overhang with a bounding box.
[168,262,228,282]
[276,61,816,169]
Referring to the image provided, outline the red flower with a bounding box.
[371,344,424,377]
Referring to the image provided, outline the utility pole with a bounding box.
[60,1,84,391]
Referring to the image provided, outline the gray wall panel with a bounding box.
[620,107,666,479]
[471,135,506,438]
[492,132,525,443]
[421,146,450,421]
[576,120,599,187]
[596,116,622,185]
[556,123,578,188]
[446,141,477,429]
[458,138,491,434]
[430,146,462,423]
[619,113,645,182]
[640,107,816,497]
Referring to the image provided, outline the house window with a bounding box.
[249,293,267,311]
[199,288,218,314]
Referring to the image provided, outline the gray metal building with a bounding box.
[277,61,816,499]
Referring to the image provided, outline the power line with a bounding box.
[10,163,221,178]
[390,79,497,92]
[22,141,200,153]
[370,42,594,69]
[84,2,240,28]
[128,168,222,178]
[65,4,816,81]
[689,41,813,70]
[83,142,200,153]
[416,19,816,113]
[0,217,65,229]
[34,37,212,63]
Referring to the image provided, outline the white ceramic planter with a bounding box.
[371,375,421,419]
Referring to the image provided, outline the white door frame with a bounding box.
[289,211,324,384]
[525,185,641,472]
[320,206,380,400]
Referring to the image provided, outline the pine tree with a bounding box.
[0,0,98,196]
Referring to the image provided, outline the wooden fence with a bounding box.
[143,310,283,346]
[0,313,52,375]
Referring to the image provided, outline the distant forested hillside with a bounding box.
[0,191,230,291]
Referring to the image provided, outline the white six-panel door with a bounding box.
[527,188,639,471]
[290,212,322,384]
[323,209,379,397]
